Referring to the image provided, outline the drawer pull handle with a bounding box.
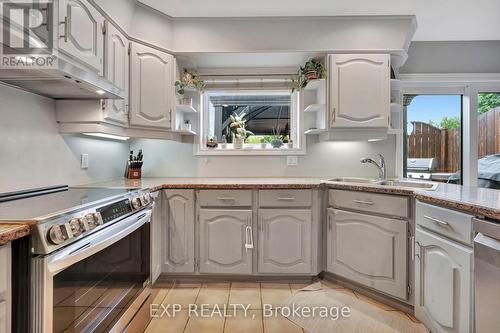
[424,215,450,227]
[217,197,236,201]
[353,199,374,205]
[277,197,296,201]
[245,226,254,251]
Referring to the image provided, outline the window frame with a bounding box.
[401,73,500,186]
[195,88,306,156]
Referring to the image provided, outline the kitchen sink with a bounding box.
[327,177,378,183]
[376,180,438,190]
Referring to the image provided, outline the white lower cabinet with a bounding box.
[258,209,312,274]
[414,227,473,333]
[163,190,195,273]
[327,208,408,299]
[199,209,253,274]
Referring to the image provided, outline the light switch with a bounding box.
[81,153,89,169]
[287,155,298,166]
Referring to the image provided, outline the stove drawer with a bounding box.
[416,201,473,245]
[329,189,410,219]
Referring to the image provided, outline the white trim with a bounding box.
[401,73,500,187]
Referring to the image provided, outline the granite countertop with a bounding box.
[80,177,326,190]
[0,222,32,246]
[83,177,500,221]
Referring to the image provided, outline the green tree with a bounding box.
[428,116,460,130]
[478,93,500,114]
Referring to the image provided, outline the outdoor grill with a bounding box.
[407,158,438,180]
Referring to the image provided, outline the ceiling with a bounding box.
[138,0,500,41]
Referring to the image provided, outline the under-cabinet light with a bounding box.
[83,133,130,141]
[95,90,106,95]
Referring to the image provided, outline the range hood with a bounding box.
[0,57,125,100]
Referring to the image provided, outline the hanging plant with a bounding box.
[174,69,206,97]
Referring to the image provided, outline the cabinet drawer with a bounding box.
[198,190,252,207]
[329,189,409,218]
[416,201,473,245]
[259,190,312,207]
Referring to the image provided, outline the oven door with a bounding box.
[32,208,152,333]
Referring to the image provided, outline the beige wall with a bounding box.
[0,84,129,193]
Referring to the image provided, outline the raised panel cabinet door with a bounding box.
[129,43,173,129]
[327,208,408,299]
[329,54,390,128]
[58,0,104,74]
[415,227,472,333]
[199,209,253,274]
[103,22,129,125]
[258,209,312,274]
[163,190,195,273]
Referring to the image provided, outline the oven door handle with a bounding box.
[46,208,153,275]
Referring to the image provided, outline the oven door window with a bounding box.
[52,224,150,333]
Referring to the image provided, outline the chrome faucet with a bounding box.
[360,154,386,180]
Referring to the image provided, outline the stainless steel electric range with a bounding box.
[0,185,157,333]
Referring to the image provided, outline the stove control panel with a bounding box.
[42,190,154,251]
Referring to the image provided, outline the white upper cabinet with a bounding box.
[129,43,174,129]
[415,227,473,333]
[329,54,390,128]
[58,0,104,74]
[102,22,129,125]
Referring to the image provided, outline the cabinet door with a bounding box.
[102,22,129,125]
[58,0,104,74]
[129,43,173,129]
[415,227,472,333]
[163,190,195,273]
[258,209,311,274]
[329,54,390,128]
[199,209,252,274]
[327,208,408,299]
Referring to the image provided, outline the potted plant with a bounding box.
[283,135,293,149]
[260,137,267,149]
[220,134,227,149]
[229,113,253,149]
[174,69,205,101]
[292,58,327,92]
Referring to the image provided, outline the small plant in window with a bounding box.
[220,134,227,149]
[260,137,268,149]
[175,69,205,97]
[282,135,293,149]
[229,113,254,149]
[206,136,218,149]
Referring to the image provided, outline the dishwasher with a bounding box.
[473,218,500,333]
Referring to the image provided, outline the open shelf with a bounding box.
[304,128,328,135]
[303,79,326,91]
[304,103,325,113]
[388,128,403,135]
[390,103,403,113]
[174,129,197,136]
[391,79,403,91]
[176,105,197,113]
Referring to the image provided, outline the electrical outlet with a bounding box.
[287,155,298,166]
[81,153,89,169]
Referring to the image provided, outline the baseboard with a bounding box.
[156,273,317,284]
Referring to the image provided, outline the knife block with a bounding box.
[124,161,142,179]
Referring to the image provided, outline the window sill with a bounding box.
[195,144,306,156]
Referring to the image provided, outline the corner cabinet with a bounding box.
[326,208,408,299]
[102,22,129,125]
[414,227,473,333]
[129,43,174,129]
[258,209,312,274]
[199,209,253,274]
[163,190,195,273]
[329,54,390,128]
[58,0,104,74]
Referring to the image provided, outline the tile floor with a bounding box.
[144,280,425,333]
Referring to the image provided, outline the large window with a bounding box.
[404,94,462,183]
[476,92,500,189]
[200,89,300,153]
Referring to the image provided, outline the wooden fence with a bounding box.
[408,107,500,173]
